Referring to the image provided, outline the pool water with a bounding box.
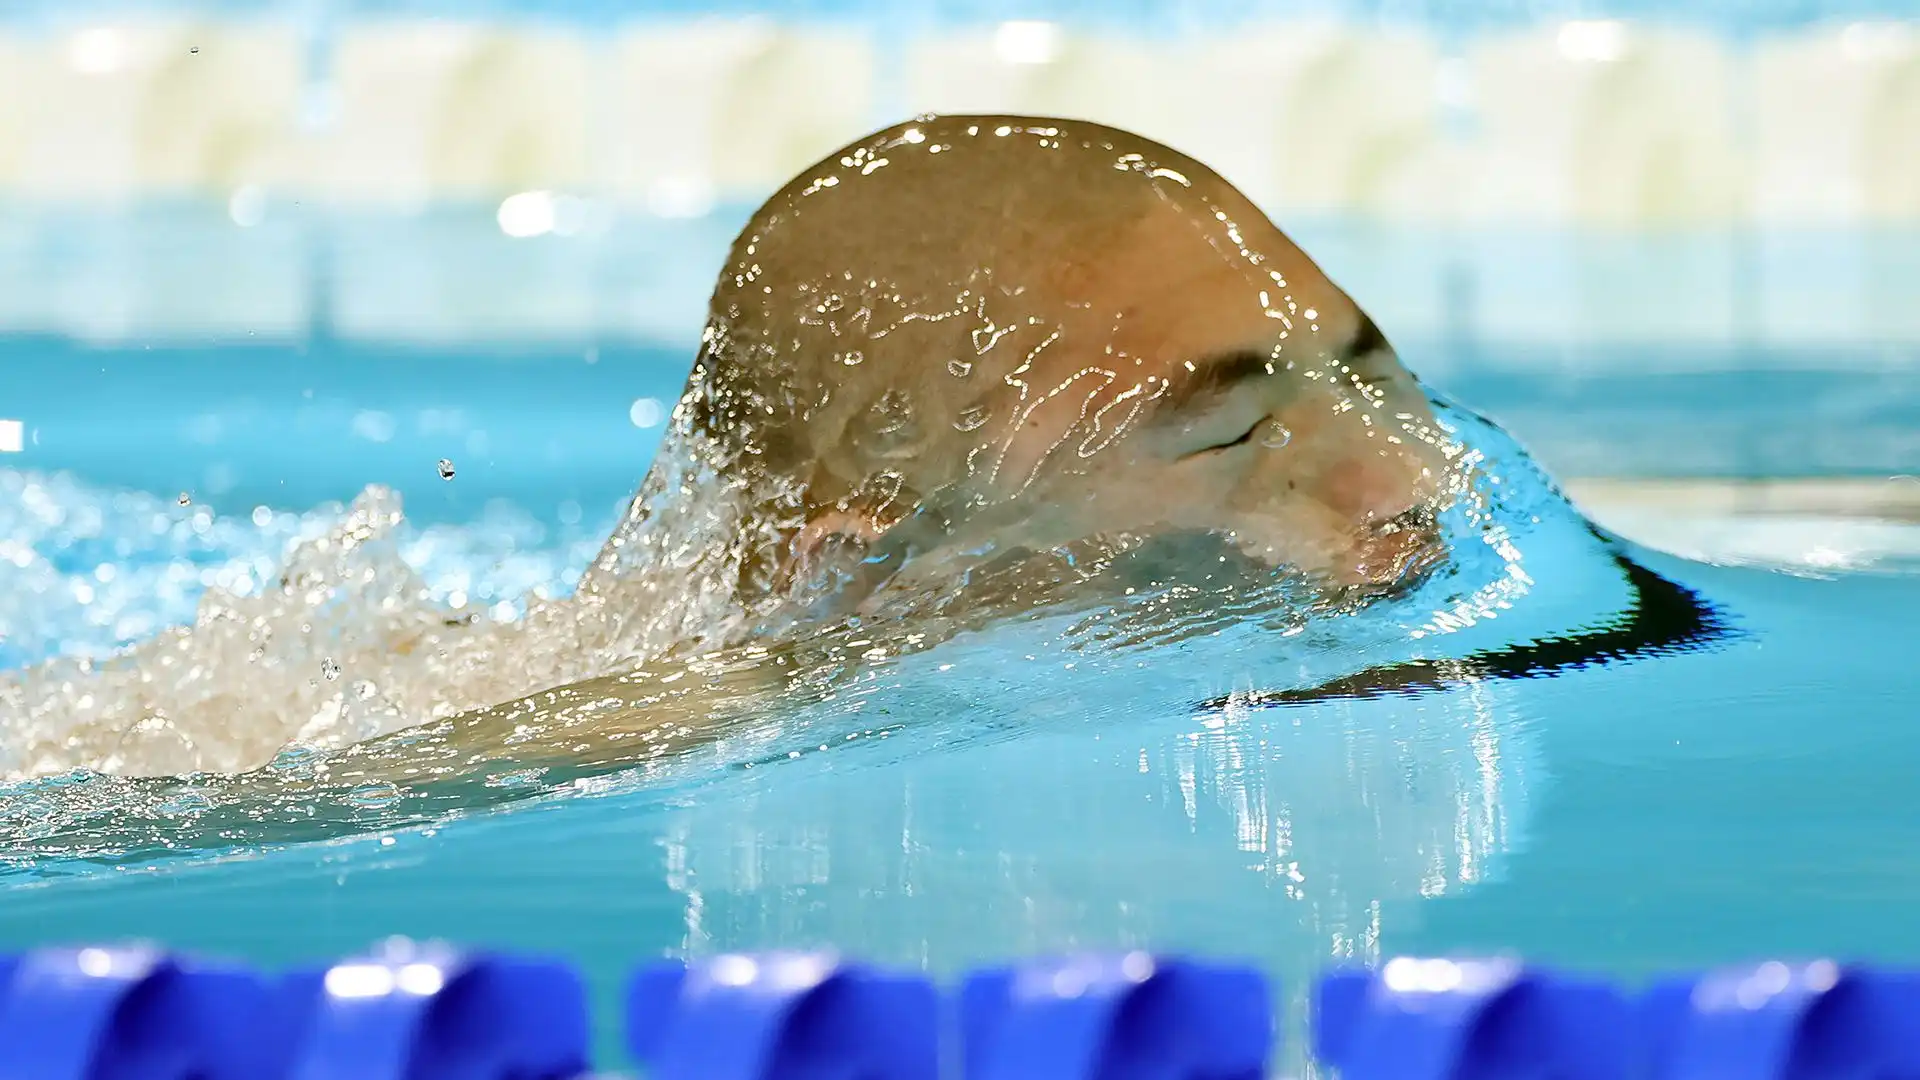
[2,333,1918,1069]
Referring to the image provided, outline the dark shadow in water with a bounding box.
[1205,532,1734,709]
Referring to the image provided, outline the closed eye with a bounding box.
[1181,417,1263,459]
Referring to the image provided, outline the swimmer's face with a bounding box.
[890,195,1450,590]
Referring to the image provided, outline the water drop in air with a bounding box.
[188,45,200,54]
[436,458,455,480]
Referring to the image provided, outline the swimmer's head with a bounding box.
[668,115,1457,615]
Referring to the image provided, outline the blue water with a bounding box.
[3,331,1919,1067]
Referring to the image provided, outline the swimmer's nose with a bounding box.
[1344,506,1446,588]
[1316,449,1437,527]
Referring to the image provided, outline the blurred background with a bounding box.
[0,0,1915,566]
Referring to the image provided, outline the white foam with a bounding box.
[0,470,608,778]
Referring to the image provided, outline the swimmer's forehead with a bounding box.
[1029,195,1375,370]
[735,117,1247,285]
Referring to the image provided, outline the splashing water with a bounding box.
[0,476,612,776]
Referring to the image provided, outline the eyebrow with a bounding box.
[1151,348,1278,415]
[1146,313,1390,419]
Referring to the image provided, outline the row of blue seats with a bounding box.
[0,944,1916,1079]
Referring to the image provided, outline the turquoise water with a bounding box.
[2,332,1918,1066]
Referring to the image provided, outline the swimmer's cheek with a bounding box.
[1228,496,1444,589]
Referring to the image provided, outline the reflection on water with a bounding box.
[653,671,1532,960]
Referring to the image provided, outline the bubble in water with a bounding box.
[176,492,191,506]
[1262,422,1294,449]
[954,404,990,432]
[268,745,318,775]
[947,358,973,378]
[157,790,211,817]
[628,398,665,429]
[345,781,401,810]
[436,458,455,480]
[321,657,341,681]
[484,768,546,788]
[838,350,865,366]
[188,45,200,54]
